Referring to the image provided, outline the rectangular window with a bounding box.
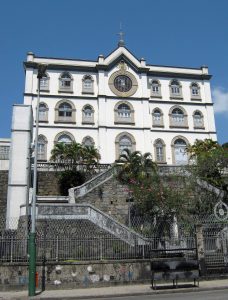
[0,146,10,160]
[40,78,48,88]
[156,147,163,162]
[172,87,180,94]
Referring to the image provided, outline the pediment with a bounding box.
[97,47,149,73]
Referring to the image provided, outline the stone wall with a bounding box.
[0,260,151,291]
[37,171,60,196]
[78,178,129,224]
[37,170,130,224]
[0,171,8,224]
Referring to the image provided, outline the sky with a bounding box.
[0,0,227,144]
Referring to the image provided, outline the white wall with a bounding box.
[23,47,217,164]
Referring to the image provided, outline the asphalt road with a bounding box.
[95,289,228,300]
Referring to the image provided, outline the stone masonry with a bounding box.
[76,178,130,224]
[0,171,8,225]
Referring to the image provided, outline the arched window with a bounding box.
[172,137,189,165]
[56,133,74,144]
[38,103,48,122]
[39,73,49,91]
[170,80,182,98]
[82,136,95,147]
[82,75,94,94]
[169,106,188,128]
[115,132,136,158]
[150,80,161,97]
[82,105,94,124]
[193,111,204,128]
[119,136,133,154]
[190,82,201,99]
[152,108,163,127]
[154,139,166,163]
[55,100,75,123]
[114,101,134,124]
[59,72,73,92]
[37,135,47,161]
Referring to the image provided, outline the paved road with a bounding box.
[91,289,228,300]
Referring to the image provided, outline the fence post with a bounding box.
[10,236,13,263]
[56,236,59,262]
[195,224,206,275]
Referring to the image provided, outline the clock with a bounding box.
[114,75,132,92]
[108,64,138,97]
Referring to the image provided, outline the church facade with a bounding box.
[23,44,217,165]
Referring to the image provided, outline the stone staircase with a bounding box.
[69,164,226,203]
[68,165,116,203]
[34,203,146,246]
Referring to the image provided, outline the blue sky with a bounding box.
[0,0,227,143]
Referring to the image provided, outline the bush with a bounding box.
[58,170,86,196]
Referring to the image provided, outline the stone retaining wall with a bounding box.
[0,171,8,225]
[78,178,129,224]
[0,260,151,291]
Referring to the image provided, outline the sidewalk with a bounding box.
[0,279,228,300]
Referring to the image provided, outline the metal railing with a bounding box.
[36,162,111,172]
[69,165,116,201]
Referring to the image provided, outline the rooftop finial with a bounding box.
[117,22,125,47]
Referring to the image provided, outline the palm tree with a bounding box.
[50,141,101,169]
[115,149,157,184]
[50,141,101,195]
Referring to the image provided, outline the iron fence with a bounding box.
[0,215,228,275]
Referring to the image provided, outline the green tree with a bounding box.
[187,139,228,192]
[50,141,101,195]
[115,149,157,184]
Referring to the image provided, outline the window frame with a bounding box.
[152,108,164,127]
[37,135,48,161]
[150,79,162,98]
[169,105,188,128]
[82,136,95,147]
[169,79,183,99]
[82,75,94,94]
[38,102,49,123]
[58,72,73,93]
[0,145,10,160]
[190,82,201,100]
[82,104,95,124]
[114,101,135,125]
[154,139,166,164]
[55,100,76,124]
[39,72,50,92]
[171,136,189,165]
[115,132,136,159]
[193,110,204,129]
[54,131,75,144]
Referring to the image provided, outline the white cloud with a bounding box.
[212,87,228,116]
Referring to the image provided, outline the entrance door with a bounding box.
[174,139,188,165]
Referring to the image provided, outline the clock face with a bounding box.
[114,75,132,92]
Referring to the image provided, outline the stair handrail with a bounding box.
[36,203,146,245]
[69,165,118,202]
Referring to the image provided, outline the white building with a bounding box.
[23,41,217,165]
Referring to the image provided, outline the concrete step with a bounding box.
[36,195,69,203]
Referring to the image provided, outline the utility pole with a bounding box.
[28,63,47,296]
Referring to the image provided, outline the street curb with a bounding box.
[30,285,228,299]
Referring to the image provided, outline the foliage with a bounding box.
[50,142,101,167]
[187,139,228,193]
[187,138,220,158]
[115,147,228,235]
[222,142,228,149]
[115,150,190,222]
[58,170,86,196]
[115,149,157,184]
[50,142,101,195]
